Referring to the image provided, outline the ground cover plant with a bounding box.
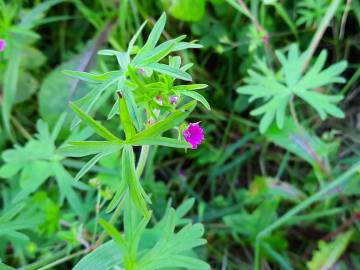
[0,0,360,269]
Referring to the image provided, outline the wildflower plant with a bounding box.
[58,13,210,269]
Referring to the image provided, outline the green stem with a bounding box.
[289,97,303,135]
[18,249,68,270]
[37,250,88,270]
[301,0,342,73]
[136,145,150,177]
[254,160,360,270]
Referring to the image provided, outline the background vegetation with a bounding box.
[1,0,360,269]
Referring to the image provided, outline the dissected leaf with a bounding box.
[237,44,347,133]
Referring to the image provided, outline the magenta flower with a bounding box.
[0,39,6,52]
[138,67,145,74]
[169,96,179,105]
[183,122,204,149]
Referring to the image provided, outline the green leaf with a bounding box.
[132,101,196,140]
[70,102,120,142]
[122,146,151,217]
[58,141,123,157]
[237,44,347,133]
[19,0,65,28]
[13,71,38,104]
[0,163,23,178]
[51,113,67,141]
[127,20,148,55]
[173,84,208,91]
[177,90,210,110]
[172,41,203,51]
[271,3,298,38]
[39,48,95,126]
[106,180,128,213]
[295,91,344,120]
[74,199,208,270]
[162,0,206,22]
[97,50,130,71]
[2,35,22,137]
[133,208,209,270]
[141,12,166,52]
[307,230,354,270]
[63,70,120,83]
[52,163,85,217]
[118,93,136,140]
[70,76,120,129]
[265,118,336,166]
[133,36,185,67]
[99,219,127,250]
[147,63,192,81]
[20,46,46,69]
[224,201,278,240]
[12,161,52,203]
[75,152,113,181]
[121,78,143,131]
[73,241,122,270]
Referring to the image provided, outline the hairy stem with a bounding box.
[301,0,342,73]
[37,250,88,270]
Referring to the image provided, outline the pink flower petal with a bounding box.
[169,96,179,104]
[183,122,204,149]
[0,39,6,52]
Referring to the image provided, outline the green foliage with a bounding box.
[307,230,354,270]
[74,198,209,270]
[0,0,62,136]
[224,201,279,241]
[162,0,207,22]
[0,116,89,217]
[237,44,347,133]
[265,118,339,167]
[67,12,207,132]
[0,202,40,255]
[296,0,344,27]
[1,1,359,270]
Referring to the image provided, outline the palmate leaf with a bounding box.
[0,118,88,217]
[133,208,209,270]
[73,198,208,270]
[237,44,347,133]
[0,202,39,243]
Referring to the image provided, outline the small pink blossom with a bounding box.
[138,67,145,74]
[0,39,6,52]
[183,122,204,149]
[169,96,179,105]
